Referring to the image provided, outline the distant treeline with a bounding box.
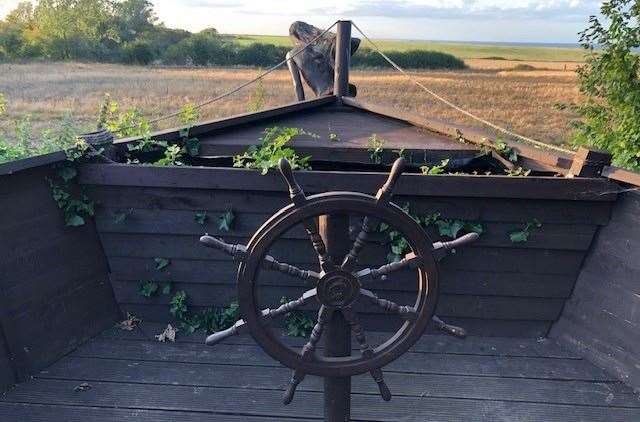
[0,1,465,70]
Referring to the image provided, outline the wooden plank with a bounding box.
[108,257,576,298]
[3,378,636,422]
[42,356,638,408]
[551,191,640,390]
[341,98,576,171]
[199,143,476,163]
[0,403,314,422]
[0,334,15,392]
[119,303,551,337]
[87,185,613,225]
[111,280,565,321]
[71,339,614,381]
[99,233,586,275]
[78,164,618,201]
[100,323,582,359]
[0,165,119,382]
[94,207,597,251]
[0,151,67,176]
[553,318,640,389]
[114,96,337,146]
[603,165,640,187]
[5,276,119,374]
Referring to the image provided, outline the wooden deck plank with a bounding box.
[41,356,640,408]
[71,339,614,381]
[100,324,582,359]
[0,402,318,422]
[2,379,638,422]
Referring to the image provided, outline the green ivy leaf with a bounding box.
[65,214,85,227]
[139,281,159,298]
[154,258,171,271]
[162,283,172,295]
[218,210,235,232]
[113,209,133,224]
[194,211,208,225]
[57,166,77,182]
[436,219,465,239]
[509,231,529,243]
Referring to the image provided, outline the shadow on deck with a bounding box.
[1,322,639,421]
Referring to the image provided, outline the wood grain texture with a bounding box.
[197,108,478,162]
[2,327,638,422]
[0,334,15,391]
[0,165,119,386]
[551,191,640,390]
[78,164,618,201]
[79,165,614,337]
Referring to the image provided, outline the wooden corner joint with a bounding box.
[569,147,613,178]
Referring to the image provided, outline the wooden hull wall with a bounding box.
[79,164,616,337]
[0,165,119,390]
[551,190,640,389]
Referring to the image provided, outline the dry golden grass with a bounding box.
[0,61,582,145]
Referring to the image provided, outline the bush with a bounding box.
[122,40,155,65]
[236,43,289,67]
[352,48,466,70]
[571,0,640,170]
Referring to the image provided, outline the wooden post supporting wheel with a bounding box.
[320,214,352,421]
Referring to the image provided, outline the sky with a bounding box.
[0,0,604,43]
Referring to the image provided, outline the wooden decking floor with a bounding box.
[1,322,639,421]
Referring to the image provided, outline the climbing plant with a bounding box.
[233,127,313,175]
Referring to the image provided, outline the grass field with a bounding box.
[0,61,581,146]
[235,35,587,62]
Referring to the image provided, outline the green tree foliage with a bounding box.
[572,0,640,170]
[0,1,465,70]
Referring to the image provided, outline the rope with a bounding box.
[351,22,574,155]
[119,21,339,132]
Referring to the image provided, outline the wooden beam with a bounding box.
[333,20,352,99]
[113,95,338,147]
[286,51,305,101]
[341,97,575,173]
[603,165,640,187]
[568,147,612,178]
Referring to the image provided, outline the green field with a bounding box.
[234,35,586,62]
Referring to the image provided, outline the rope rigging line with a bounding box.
[350,21,574,156]
[118,21,339,132]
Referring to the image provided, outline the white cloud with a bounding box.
[1,0,603,43]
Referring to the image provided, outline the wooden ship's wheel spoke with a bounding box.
[341,307,392,401]
[200,235,320,281]
[283,305,333,404]
[359,288,418,321]
[205,289,318,346]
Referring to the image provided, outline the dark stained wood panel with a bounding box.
[43,357,639,408]
[79,165,614,337]
[0,165,119,385]
[0,404,305,422]
[551,191,640,390]
[197,108,479,161]
[99,323,582,358]
[87,185,613,225]
[0,334,15,391]
[2,325,638,422]
[79,164,618,201]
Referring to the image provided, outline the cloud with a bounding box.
[305,0,602,21]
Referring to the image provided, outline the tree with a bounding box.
[33,0,114,59]
[112,0,156,43]
[572,0,640,170]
